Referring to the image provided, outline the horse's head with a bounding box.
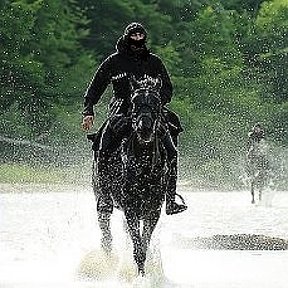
[130,76,162,143]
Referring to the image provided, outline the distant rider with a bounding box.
[247,123,269,175]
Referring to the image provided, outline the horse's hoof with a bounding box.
[138,268,145,277]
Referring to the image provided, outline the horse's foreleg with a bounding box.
[97,211,112,253]
[251,181,255,204]
[95,185,113,253]
[258,177,263,202]
[258,178,264,202]
[259,170,269,202]
[95,152,114,253]
[142,211,161,256]
[125,214,145,276]
[96,184,113,253]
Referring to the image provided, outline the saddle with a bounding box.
[87,108,183,152]
[87,115,132,151]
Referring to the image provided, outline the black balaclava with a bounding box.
[123,22,147,52]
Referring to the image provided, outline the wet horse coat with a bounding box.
[92,78,168,275]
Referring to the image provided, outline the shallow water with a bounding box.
[1,184,288,287]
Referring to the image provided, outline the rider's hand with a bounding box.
[82,115,94,131]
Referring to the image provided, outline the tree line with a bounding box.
[0,0,287,188]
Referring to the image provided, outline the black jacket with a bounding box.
[83,36,173,117]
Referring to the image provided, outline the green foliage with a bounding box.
[0,0,95,137]
[0,162,89,184]
[0,163,65,183]
[154,41,182,74]
[1,0,287,189]
[255,0,288,101]
[77,0,172,57]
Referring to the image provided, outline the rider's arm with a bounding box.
[83,56,112,116]
[155,57,173,105]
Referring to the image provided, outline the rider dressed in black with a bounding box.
[247,123,265,158]
[247,123,269,175]
[82,22,187,215]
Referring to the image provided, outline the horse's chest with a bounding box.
[131,155,151,174]
[127,154,164,182]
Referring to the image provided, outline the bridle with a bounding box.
[131,87,162,142]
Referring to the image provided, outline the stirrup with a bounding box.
[166,193,188,215]
[166,202,187,215]
[175,193,187,206]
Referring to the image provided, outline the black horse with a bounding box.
[92,77,169,275]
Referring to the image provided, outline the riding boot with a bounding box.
[165,158,187,215]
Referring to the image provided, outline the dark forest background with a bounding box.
[0,0,287,189]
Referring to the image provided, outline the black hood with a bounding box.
[115,36,129,54]
[115,35,149,58]
[124,22,147,39]
[115,22,149,58]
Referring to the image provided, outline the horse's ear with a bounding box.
[155,77,162,91]
[130,76,141,92]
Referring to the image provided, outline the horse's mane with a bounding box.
[131,75,162,93]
